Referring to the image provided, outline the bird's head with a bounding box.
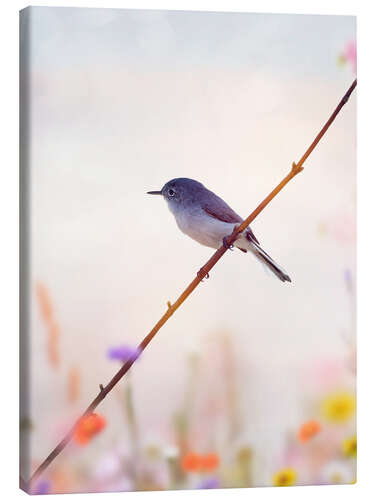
[147,178,205,210]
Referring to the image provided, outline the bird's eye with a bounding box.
[168,189,175,197]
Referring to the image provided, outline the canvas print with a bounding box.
[19,7,356,494]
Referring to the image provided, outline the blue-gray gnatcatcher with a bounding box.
[147,178,291,283]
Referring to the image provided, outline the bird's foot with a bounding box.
[222,236,234,250]
[197,267,210,282]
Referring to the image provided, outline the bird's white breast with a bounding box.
[173,208,236,249]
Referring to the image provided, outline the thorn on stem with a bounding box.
[197,268,210,282]
[291,161,304,175]
[167,301,172,310]
[99,384,104,392]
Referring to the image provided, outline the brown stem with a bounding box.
[26,79,356,490]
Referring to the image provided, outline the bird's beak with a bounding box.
[147,190,162,195]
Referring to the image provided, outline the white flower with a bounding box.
[320,460,355,485]
[163,445,180,460]
[94,453,121,480]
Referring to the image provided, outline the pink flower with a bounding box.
[343,40,357,73]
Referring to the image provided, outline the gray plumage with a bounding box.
[147,178,291,283]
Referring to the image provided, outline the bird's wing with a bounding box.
[202,194,259,244]
[202,199,242,224]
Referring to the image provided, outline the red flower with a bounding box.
[73,413,106,445]
[181,452,201,472]
[181,452,220,473]
[200,453,220,472]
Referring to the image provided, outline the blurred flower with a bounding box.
[36,282,54,323]
[107,345,141,363]
[181,452,201,472]
[180,452,219,473]
[163,445,180,461]
[235,446,253,487]
[33,479,52,495]
[337,54,346,67]
[298,420,322,443]
[49,464,77,494]
[145,444,162,461]
[196,477,220,489]
[321,392,356,423]
[200,453,220,472]
[344,269,354,295]
[35,282,60,368]
[93,452,122,481]
[73,413,106,445]
[342,436,357,458]
[47,322,60,368]
[67,366,80,403]
[338,40,357,73]
[104,477,133,493]
[165,446,182,489]
[272,467,297,487]
[320,460,355,484]
[308,358,346,392]
[19,416,33,432]
[236,446,252,463]
[317,213,356,245]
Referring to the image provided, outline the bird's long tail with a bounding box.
[243,234,291,283]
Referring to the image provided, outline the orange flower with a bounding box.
[200,453,220,472]
[181,452,220,473]
[73,414,106,445]
[298,420,322,443]
[181,452,201,472]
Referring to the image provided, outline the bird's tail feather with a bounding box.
[249,241,291,283]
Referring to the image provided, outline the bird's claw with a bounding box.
[222,236,234,250]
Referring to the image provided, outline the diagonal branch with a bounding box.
[26,79,357,490]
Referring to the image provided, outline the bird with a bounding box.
[147,178,291,283]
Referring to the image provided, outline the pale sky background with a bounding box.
[24,7,356,488]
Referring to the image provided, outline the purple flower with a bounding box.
[33,480,52,495]
[107,345,142,363]
[344,269,353,294]
[196,477,220,490]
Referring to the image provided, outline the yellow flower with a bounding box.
[272,468,297,487]
[342,436,357,458]
[321,392,356,423]
[337,54,347,67]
